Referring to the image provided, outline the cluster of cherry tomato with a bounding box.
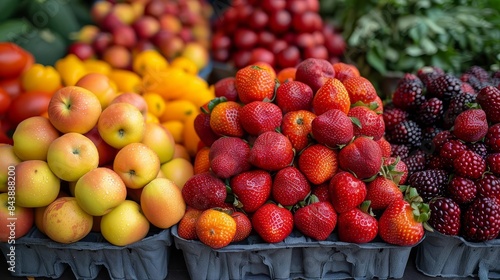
[0,42,64,144]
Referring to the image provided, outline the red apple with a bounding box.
[249,48,275,67]
[92,32,113,55]
[292,11,322,33]
[132,15,161,39]
[0,193,34,242]
[262,0,286,13]
[233,50,252,69]
[304,45,329,60]
[248,9,268,30]
[68,42,95,60]
[84,126,118,166]
[269,10,292,34]
[257,31,275,47]
[144,0,166,18]
[277,46,300,69]
[112,25,137,49]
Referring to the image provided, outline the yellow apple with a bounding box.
[141,122,175,164]
[113,142,160,189]
[140,178,185,229]
[0,145,21,192]
[75,73,119,109]
[160,158,194,190]
[181,42,209,70]
[48,86,102,134]
[74,167,127,216]
[0,193,34,242]
[100,200,150,246]
[12,116,60,161]
[15,160,61,208]
[43,197,93,243]
[34,190,70,234]
[109,92,148,118]
[97,102,146,149]
[173,144,191,161]
[47,132,99,182]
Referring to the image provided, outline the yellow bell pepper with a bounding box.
[21,63,62,93]
[108,69,142,93]
[55,54,88,86]
[82,59,112,76]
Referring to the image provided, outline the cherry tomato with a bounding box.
[0,88,11,115]
[7,91,52,125]
[0,43,31,79]
[0,77,22,99]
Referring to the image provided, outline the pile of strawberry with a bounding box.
[178,58,430,249]
[383,65,500,242]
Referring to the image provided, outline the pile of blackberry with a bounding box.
[383,65,500,241]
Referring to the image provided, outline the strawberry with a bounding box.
[294,200,337,241]
[209,137,251,179]
[347,105,385,140]
[452,108,488,143]
[376,137,392,158]
[281,110,316,152]
[194,112,220,147]
[209,98,244,137]
[453,150,486,180]
[177,207,203,240]
[312,78,351,115]
[342,76,378,104]
[328,171,367,213]
[235,65,276,104]
[239,101,282,136]
[231,211,252,242]
[230,170,272,213]
[338,136,383,179]
[182,172,228,210]
[311,109,354,147]
[252,203,294,243]
[214,77,239,102]
[274,80,314,113]
[249,131,294,171]
[298,144,338,185]
[294,58,335,93]
[337,202,378,244]
[378,187,429,246]
[272,166,311,207]
[366,175,403,211]
[311,183,330,202]
[476,86,500,124]
[382,157,409,185]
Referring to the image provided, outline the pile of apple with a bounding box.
[211,0,346,70]
[69,0,212,70]
[0,85,187,246]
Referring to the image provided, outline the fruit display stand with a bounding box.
[416,231,500,280]
[0,226,172,280]
[173,225,421,280]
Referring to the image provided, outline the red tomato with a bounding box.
[7,91,52,125]
[0,77,22,99]
[0,88,11,115]
[0,43,31,79]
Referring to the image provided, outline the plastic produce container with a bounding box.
[0,226,172,280]
[416,230,500,280]
[172,225,420,280]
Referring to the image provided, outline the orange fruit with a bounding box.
[332,62,360,82]
[193,146,210,174]
[159,99,199,123]
[312,78,351,115]
[234,65,276,104]
[178,207,203,240]
[342,76,378,105]
[170,56,198,75]
[195,208,237,249]
[277,67,297,83]
[142,92,166,117]
[162,120,184,144]
[132,49,168,77]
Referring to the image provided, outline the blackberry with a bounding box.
[447,176,477,205]
[391,79,425,111]
[453,150,486,180]
[417,66,445,88]
[462,197,500,241]
[390,144,410,159]
[415,97,443,127]
[476,86,500,124]
[428,197,461,236]
[485,123,500,152]
[476,173,500,200]
[442,90,477,129]
[428,74,463,104]
[421,126,443,154]
[389,120,422,148]
[427,155,452,171]
[439,139,468,161]
[408,169,449,202]
[467,142,488,159]
[466,66,491,83]
[403,150,428,178]
[431,130,455,153]
[382,107,409,132]
[486,153,500,177]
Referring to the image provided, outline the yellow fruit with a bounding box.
[143,92,166,117]
[133,49,168,77]
[141,68,189,100]
[170,56,198,75]
[180,42,209,71]
[83,59,112,76]
[181,77,215,108]
[162,120,184,144]
[182,113,201,157]
[108,69,142,93]
[160,158,194,190]
[145,112,159,123]
[173,144,191,161]
[159,99,199,123]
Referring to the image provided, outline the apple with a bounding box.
[83,126,118,167]
[34,190,70,234]
[0,193,34,242]
[102,45,132,69]
[160,158,193,190]
[140,178,186,229]
[100,200,150,246]
[133,16,161,40]
[12,116,60,161]
[295,58,336,93]
[173,143,191,161]
[15,160,60,208]
[46,132,99,182]
[43,197,93,243]
[112,25,137,49]
[109,92,148,119]
[0,145,21,192]
[180,42,209,71]
[141,122,175,164]
[97,102,146,149]
[48,86,102,134]
[75,73,119,109]
[68,42,95,61]
[126,187,143,203]
[74,167,127,216]
[113,142,160,189]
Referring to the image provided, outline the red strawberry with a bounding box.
[312,78,351,115]
[298,144,338,185]
[382,157,409,185]
[235,65,276,104]
[366,175,403,211]
[230,170,272,213]
[182,172,228,210]
[476,86,500,124]
[294,58,335,93]
[209,137,251,179]
[249,131,294,171]
[347,105,385,140]
[281,110,316,152]
[252,203,294,243]
[194,112,220,147]
[275,80,313,113]
[453,150,486,179]
[272,166,311,207]
[452,108,488,143]
[294,200,337,241]
[209,98,244,137]
[231,211,252,242]
[342,76,378,104]
[329,171,367,213]
[311,183,330,202]
[337,202,378,243]
[338,136,383,179]
[311,109,354,147]
[214,77,239,102]
[376,137,392,158]
[239,101,283,136]
[378,188,429,246]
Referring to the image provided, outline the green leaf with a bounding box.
[366,49,387,74]
[420,37,437,54]
[397,15,419,31]
[406,45,423,56]
[350,117,362,128]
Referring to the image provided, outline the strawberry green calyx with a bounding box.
[402,186,430,223]
[206,96,228,113]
